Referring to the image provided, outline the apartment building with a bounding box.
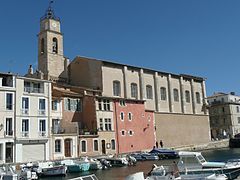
[15,76,51,163]
[0,73,15,163]
[207,92,240,139]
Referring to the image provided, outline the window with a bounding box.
[121,130,125,136]
[22,119,29,137]
[39,99,46,115]
[119,100,126,106]
[93,140,98,151]
[39,119,46,136]
[55,140,61,153]
[113,81,121,96]
[5,118,13,136]
[41,38,44,53]
[129,130,133,136]
[81,140,87,152]
[22,97,29,114]
[6,93,13,110]
[120,112,124,121]
[173,89,179,102]
[104,118,112,131]
[185,90,190,103]
[160,87,167,101]
[52,100,58,111]
[146,85,153,99]
[111,139,116,150]
[131,83,138,98]
[237,106,240,113]
[24,81,31,93]
[99,118,103,131]
[128,112,132,121]
[52,37,58,53]
[103,99,110,111]
[98,100,102,110]
[238,117,240,124]
[196,92,201,104]
[65,98,82,112]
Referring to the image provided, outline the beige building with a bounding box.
[69,57,211,147]
[0,73,15,163]
[207,92,240,139]
[15,76,51,163]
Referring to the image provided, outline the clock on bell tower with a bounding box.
[38,1,68,82]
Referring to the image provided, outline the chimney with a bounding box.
[28,65,33,75]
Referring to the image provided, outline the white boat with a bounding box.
[68,174,99,180]
[177,151,240,179]
[0,165,18,180]
[19,162,38,179]
[37,161,66,177]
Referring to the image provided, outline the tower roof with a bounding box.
[40,0,60,21]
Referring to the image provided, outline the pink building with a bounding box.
[113,99,155,154]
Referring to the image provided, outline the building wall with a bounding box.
[155,113,210,147]
[113,100,155,154]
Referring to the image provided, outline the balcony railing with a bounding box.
[21,109,29,115]
[39,131,46,137]
[38,110,46,115]
[24,87,44,94]
[4,130,13,137]
[52,127,65,134]
[22,131,29,137]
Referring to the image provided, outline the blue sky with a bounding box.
[0,0,240,96]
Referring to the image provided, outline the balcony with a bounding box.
[52,125,78,134]
[22,131,29,137]
[4,131,13,137]
[38,110,46,116]
[39,131,46,137]
[52,126,65,134]
[21,109,29,115]
[24,87,44,94]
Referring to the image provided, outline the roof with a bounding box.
[73,56,205,82]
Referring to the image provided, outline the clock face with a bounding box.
[52,22,57,28]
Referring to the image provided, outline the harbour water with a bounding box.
[43,148,240,180]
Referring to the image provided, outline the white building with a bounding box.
[207,92,240,139]
[0,72,15,163]
[15,76,51,163]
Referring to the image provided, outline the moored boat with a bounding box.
[149,148,179,159]
[37,161,66,177]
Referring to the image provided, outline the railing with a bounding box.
[38,110,46,115]
[24,87,44,94]
[51,126,78,134]
[22,131,29,137]
[4,131,13,137]
[21,109,29,115]
[51,127,65,134]
[39,131,46,137]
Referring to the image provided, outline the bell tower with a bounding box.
[38,1,68,82]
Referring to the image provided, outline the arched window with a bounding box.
[55,139,61,153]
[131,83,138,98]
[113,80,121,96]
[111,139,115,150]
[81,140,87,152]
[52,37,58,53]
[196,92,201,104]
[93,140,98,151]
[173,88,179,102]
[160,87,167,101]
[185,90,190,103]
[41,38,44,53]
[146,85,153,99]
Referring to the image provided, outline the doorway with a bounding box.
[101,140,106,154]
[5,142,13,163]
[64,139,72,157]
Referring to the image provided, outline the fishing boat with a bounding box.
[0,164,18,180]
[37,161,66,177]
[177,151,240,179]
[149,148,179,159]
[98,157,128,167]
[68,174,99,180]
[61,159,90,173]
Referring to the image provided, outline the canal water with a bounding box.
[43,148,240,180]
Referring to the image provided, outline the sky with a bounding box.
[0,0,240,96]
